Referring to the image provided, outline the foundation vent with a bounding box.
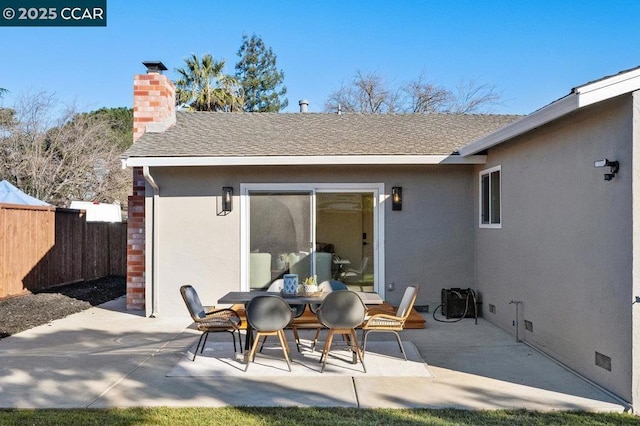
[595,352,612,371]
[488,304,496,314]
[524,320,533,332]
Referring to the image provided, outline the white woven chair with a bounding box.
[361,285,419,361]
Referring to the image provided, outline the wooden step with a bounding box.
[231,302,426,330]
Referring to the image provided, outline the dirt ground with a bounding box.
[0,276,125,338]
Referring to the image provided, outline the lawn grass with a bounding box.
[0,407,638,426]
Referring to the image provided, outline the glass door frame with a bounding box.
[240,182,385,297]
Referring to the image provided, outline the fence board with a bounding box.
[0,204,126,299]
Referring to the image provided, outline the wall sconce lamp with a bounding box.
[594,159,619,181]
[221,186,233,214]
[392,186,402,211]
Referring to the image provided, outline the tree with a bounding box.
[445,79,501,114]
[174,53,243,112]
[235,34,288,112]
[0,88,14,128]
[0,92,131,207]
[325,70,398,114]
[400,71,451,113]
[83,107,133,150]
[325,70,501,114]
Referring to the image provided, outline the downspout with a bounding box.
[143,166,160,318]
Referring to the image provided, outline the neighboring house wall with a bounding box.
[144,164,475,317]
[475,94,634,401]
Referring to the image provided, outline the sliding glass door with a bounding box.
[241,184,384,294]
[247,191,312,290]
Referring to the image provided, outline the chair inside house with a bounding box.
[289,252,311,280]
[179,285,242,361]
[250,252,272,290]
[341,256,369,289]
[361,285,419,361]
[315,290,367,373]
[315,252,333,284]
[244,295,295,372]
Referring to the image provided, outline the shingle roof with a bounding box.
[124,111,522,158]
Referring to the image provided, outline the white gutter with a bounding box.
[142,166,160,318]
[459,67,640,156]
[123,154,487,168]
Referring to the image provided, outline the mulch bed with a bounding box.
[0,276,125,339]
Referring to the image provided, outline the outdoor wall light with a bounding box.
[594,159,619,181]
[392,186,402,211]
[222,186,233,214]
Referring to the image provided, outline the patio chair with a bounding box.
[361,285,419,361]
[245,295,296,372]
[310,280,348,314]
[179,285,242,361]
[316,290,367,373]
[307,281,349,349]
[265,279,306,351]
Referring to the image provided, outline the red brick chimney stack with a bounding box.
[127,61,175,311]
[133,61,176,142]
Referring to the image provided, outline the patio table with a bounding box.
[218,290,383,350]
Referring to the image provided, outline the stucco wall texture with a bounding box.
[475,94,634,401]
[144,164,476,319]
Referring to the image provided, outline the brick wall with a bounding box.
[133,73,176,141]
[127,67,175,311]
[126,167,146,309]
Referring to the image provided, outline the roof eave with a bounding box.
[459,67,640,156]
[123,154,488,168]
[458,93,579,156]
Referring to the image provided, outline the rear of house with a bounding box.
[123,63,640,410]
[460,70,640,407]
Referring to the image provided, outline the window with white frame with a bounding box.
[480,165,501,228]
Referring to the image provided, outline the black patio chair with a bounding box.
[245,295,296,372]
[316,290,367,373]
[180,285,242,361]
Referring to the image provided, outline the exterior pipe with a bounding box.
[509,300,522,342]
[143,166,160,318]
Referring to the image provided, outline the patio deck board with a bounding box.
[230,302,426,329]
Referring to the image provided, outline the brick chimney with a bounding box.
[133,61,176,142]
[127,61,176,311]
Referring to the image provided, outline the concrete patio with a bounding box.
[0,296,630,411]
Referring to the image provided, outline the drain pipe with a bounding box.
[143,166,160,318]
[509,300,522,342]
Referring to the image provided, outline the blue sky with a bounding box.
[1,0,638,114]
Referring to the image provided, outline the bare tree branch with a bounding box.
[0,92,130,207]
[400,71,452,113]
[324,70,399,113]
[325,70,502,114]
[446,80,502,114]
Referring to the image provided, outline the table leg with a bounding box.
[245,323,254,351]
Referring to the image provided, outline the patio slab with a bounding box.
[0,296,630,411]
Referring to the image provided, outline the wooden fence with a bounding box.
[0,203,126,299]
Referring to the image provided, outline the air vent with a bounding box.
[595,352,612,371]
[524,320,533,332]
[489,304,496,314]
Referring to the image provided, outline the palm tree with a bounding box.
[174,54,244,112]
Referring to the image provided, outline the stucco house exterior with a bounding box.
[123,63,640,409]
